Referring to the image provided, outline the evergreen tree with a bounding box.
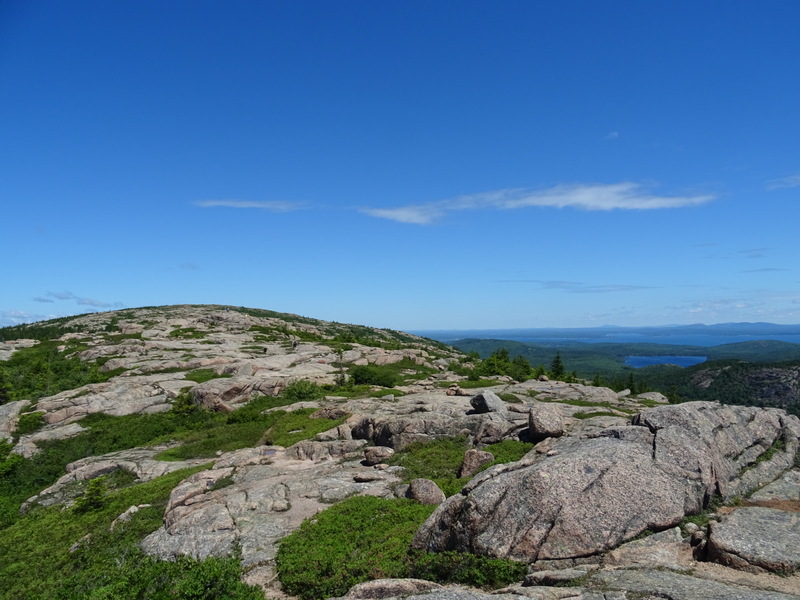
[550,352,565,380]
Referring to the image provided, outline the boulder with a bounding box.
[459,449,494,478]
[528,404,564,442]
[706,506,800,574]
[470,391,507,414]
[364,446,395,466]
[412,402,800,563]
[589,568,800,600]
[406,479,446,505]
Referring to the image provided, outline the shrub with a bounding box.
[0,341,118,404]
[14,411,46,438]
[183,369,231,384]
[408,550,527,588]
[277,496,435,600]
[72,476,108,513]
[276,495,527,600]
[386,436,469,497]
[482,439,533,467]
[281,379,324,402]
[349,364,401,388]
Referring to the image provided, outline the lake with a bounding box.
[625,355,708,368]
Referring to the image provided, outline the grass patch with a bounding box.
[276,495,526,600]
[13,411,46,439]
[482,439,533,468]
[573,411,623,419]
[349,358,436,388]
[369,388,405,398]
[458,379,502,388]
[168,327,207,339]
[183,368,232,384]
[0,464,263,600]
[387,436,469,497]
[0,341,122,404]
[0,383,345,527]
[498,392,522,403]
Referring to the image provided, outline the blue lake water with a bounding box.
[625,355,708,368]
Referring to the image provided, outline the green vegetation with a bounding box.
[482,439,534,467]
[0,315,86,342]
[386,437,534,498]
[636,358,800,416]
[387,436,469,496]
[13,411,46,438]
[169,327,208,339]
[0,341,124,404]
[0,465,263,600]
[349,357,435,388]
[276,496,526,600]
[448,347,578,384]
[0,387,346,528]
[280,379,324,402]
[183,368,232,384]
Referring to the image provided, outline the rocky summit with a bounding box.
[1,305,799,599]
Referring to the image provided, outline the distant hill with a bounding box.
[449,338,800,378]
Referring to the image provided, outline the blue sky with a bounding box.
[1,0,799,330]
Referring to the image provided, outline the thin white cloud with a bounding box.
[741,267,788,273]
[76,297,123,308]
[496,279,655,294]
[47,290,76,300]
[360,183,715,225]
[766,174,800,190]
[195,199,305,212]
[605,131,619,140]
[0,310,50,327]
[360,205,446,225]
[36,290,122,309]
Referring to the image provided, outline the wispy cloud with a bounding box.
[360,183,715,225]
[766,174,800,190]
[741,267,788,273]
[497,279,655,294]
[0,310,50,327]
[195,199,305,212]
[605,131,619,140]
[34,291,122,309]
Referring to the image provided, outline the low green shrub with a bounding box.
[482,439,533,467]
[350,364,401,388]
[498,393,521,403]
[0,341,121,404]
[387,437,469,497]
[408,550,527,589]
[184,369,232,384]
[573,411,622,419]
[14,411,46,438]
[0,464,262,600]
[276,495,527,600]
[277,496,435,600]
[263,408,346,447]
[458,379,502,388]
[281,379,324,402]
[72,476,108,513]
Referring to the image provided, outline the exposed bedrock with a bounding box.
[412,401,800,562]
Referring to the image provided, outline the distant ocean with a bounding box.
[414,330,800,347]
[507,333,800,346]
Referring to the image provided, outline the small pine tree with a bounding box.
[550,352,565,380]
[73,476,108,513]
